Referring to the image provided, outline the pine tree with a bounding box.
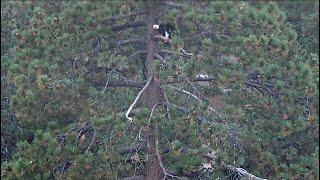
[1,1,318,179]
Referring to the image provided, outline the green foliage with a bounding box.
[1,1,318,179]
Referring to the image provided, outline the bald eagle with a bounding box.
[153,23,175,42]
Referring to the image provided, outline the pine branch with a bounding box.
[160,1,184,8]
[119,175,144,180]
[160,49,193,58]
[118,39,146,46]
[106,11,147,21]
[120,143,146,155]
[168,85,222,116]
[111,21,145,31]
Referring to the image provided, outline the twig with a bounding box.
[126,75,153,122]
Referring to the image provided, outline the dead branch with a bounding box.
[126,75,153,122]
[169,86,201,101]
[226,165,267,180]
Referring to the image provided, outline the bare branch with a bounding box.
[169,86,201,102]
[226,165,267,180]
[126,75,153,122]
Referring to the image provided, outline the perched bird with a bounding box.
[153,23,175,42]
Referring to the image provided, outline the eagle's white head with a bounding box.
[152,24,159,30]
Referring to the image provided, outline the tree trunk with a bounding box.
[144,2,164,180]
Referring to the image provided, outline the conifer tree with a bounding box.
[1,1,318,179]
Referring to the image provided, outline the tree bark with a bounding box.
[144,2,164,180]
